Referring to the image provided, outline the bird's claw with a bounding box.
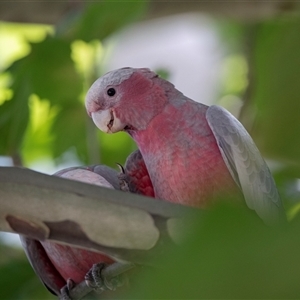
[85,263,125,293]
[59,279,75,300]
[116,163,130,192]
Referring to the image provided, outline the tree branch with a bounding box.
[0,167,197,264]
[0,1,296,24]
[59,262,135,300]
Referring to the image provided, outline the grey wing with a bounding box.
[90,165,121,190]
[206,105,285,225]
[54,165,121,190]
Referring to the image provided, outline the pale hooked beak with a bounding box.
[91,109,125,133]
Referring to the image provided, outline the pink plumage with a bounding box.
[22,67,285,297]
[86,67,284,224]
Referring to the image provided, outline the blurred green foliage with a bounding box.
[253,17,300,166]
[0,2,146,299]
[126,203,300,299]
[0,1,145,167]
[1,1,300,299]
[0,241,53,299]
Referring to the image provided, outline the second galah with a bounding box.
[85,67,285,225]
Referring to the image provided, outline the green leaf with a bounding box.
[61,1,148,42]
[0,69,30,156]
[252,16,300,164]
[0,243,53,300]
[126,203,300,298]
[51,102,88,162]
[22,95,58,163]
[0,35,82,159]
[25,36,83,106]
[97,130,137,168]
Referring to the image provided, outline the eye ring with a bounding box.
[107,88,116,97]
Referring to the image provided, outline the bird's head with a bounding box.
[85,67,172,134]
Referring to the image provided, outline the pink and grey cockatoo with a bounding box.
[20,164,139,296]
[85,67,285,225]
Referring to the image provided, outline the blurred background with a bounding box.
[1,1,300,298]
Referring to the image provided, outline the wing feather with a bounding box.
[206,105,285,225]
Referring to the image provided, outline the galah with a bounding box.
[85,67,285,225]
[20,164,135,296]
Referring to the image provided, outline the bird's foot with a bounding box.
[85,263,126,293]
[116,163,130,192]
[59,279,75,300]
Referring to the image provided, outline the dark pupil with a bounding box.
[107,88,116,96]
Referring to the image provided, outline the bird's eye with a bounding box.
[107,88,116,97]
